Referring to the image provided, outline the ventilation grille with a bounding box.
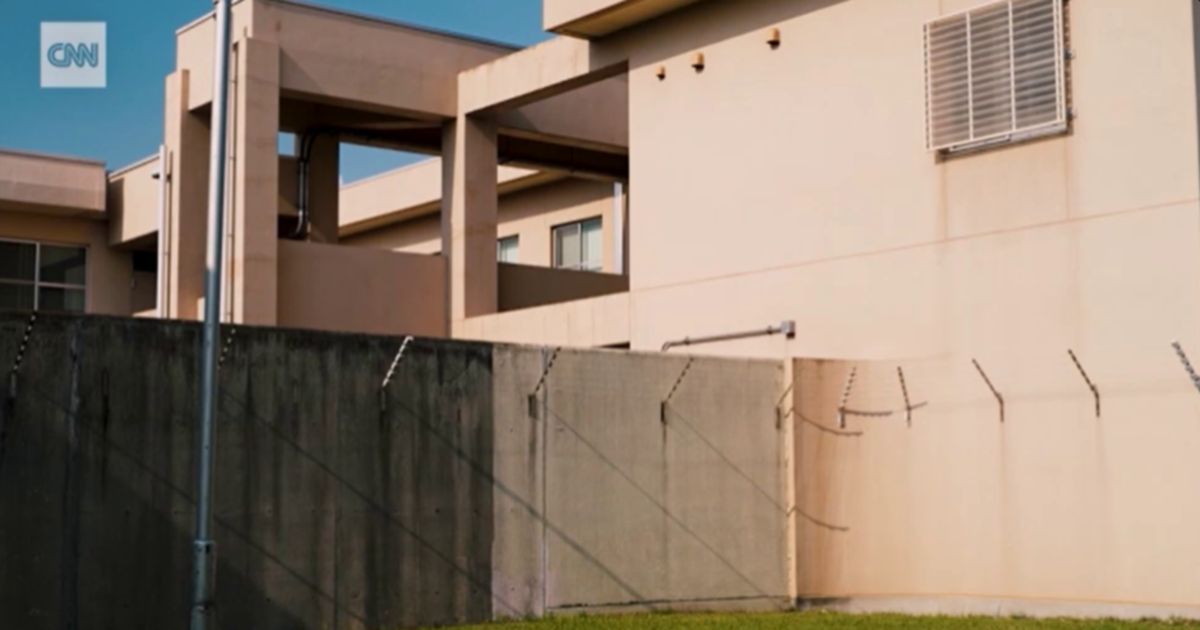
[924,0,1066,152]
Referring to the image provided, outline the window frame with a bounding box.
[551,217,603,272]
[0,237,88,313]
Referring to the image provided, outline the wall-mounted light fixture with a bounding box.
[767,27,782,49]
[656,65,667,81]
[691,52,705,72]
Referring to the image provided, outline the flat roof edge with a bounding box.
[547,0,702,38]
[109,153,161,178]
[176,9,215,36]
[0,148,105,168]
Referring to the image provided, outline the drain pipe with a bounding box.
[661,320,796,352]
[153,144,170,318]
[290,129,392,239]
[289,130,321,239]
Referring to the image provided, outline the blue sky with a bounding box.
[0,0,548,182]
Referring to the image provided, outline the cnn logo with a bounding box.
[41,23,106,89]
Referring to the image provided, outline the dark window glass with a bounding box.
[39,246,86,285]
[0,282,35,310]
[0,242,36,282]
[38,287,85,313]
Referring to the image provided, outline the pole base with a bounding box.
[190,539,217,630]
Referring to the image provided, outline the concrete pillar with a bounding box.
[83,220,133,316]
[163,69,210,320]
[442,115,499,325]
[228,37,280,325]
[306,133,340,244]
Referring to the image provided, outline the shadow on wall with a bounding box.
[533,349,789,612]
[0,315,496,629]
[790,352,1200,616]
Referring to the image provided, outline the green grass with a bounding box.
[420,611,1200,629]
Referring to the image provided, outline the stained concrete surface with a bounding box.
[0,314,497,629]
[0,314,789,628]
[538,349,788,612]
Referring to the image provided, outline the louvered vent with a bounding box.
[924,0,1066,152]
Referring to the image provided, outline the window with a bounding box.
[553,217,603,271]
[497,236,520,264]
[0,240,86,313]
[924,0,1066,152]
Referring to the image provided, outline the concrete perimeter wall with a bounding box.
[501,347,789,614]
[0,313,787,629]
[793,356,1200,619]
[12,314,1200,626]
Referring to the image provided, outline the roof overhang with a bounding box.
[176,0,515,118]
[544,0,703,38]
[0,149,106,218]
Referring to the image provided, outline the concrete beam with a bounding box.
[497,76,629,152]
[498,136,628,181]
[179,0,515,119]
[459,37,628,115]
[175,3,253,113]
[543,0,703,38]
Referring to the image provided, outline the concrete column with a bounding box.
[306,133,340,244]
[442,115,499,325]
[83,220,133,316]
[228,37,280,325]
[163,69,210,320]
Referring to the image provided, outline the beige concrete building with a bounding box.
[8,0,1200,617]
[0,149,136,316]
[10,0,1191,359]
